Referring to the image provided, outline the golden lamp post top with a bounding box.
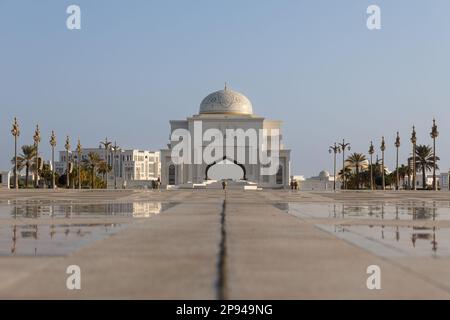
[11,117,20,137]
[395,131,400,148]
[33,124,41,144]
[369,141,374,155]
[411,125,417,144]
[50,130,56,147]
[65,135,71,151]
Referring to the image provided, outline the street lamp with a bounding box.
[65,136,71,188]
[338,139,351,189]
[76,139,82,190]
[329,143,341,191]
[11,117,20,189]
[430,119,439,191]
[411,126,417,190]
[380,136,386,191]
[33,125,41,188]
[394,132,400,190]
[111,141,120,189]
[100,137,112,188]
[49,131,57,189]
[368,141,375,191]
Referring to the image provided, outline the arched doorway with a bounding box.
[205,157,246,180]
[168,164,176,185]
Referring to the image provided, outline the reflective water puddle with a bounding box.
[317,224,450,258]
[0,223,125,256]
[0,201,179,256]
[1,201,179,219]
[276,202,450,221]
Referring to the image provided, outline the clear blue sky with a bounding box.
[1,0,450,176]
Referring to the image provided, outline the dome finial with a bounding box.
[224,82,227,91]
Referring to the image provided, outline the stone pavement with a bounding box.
[1,189,450,299]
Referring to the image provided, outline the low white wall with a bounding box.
[0,171,11,189]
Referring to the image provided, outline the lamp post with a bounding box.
[65,136,71,188]
[11,118,20,190]
[380,136,386,191]
[76,139,82,190]
[329,143,341,191]
[411,126,417,190]
[395,132,400,190]
[111,141,120,189]
[100,137,111,188]
[49,131,56,189]
[430,119,439,191]
[338,139,351,189]
[368,141,375,191]
[33,125,41,188]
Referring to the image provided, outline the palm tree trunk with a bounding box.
[422,164,426,189]
[356,166,360,190]
[25,165,29,188]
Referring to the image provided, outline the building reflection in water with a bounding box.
[5,223,123,256]
[8,202,175,219]
[278,201,447,221]
[2,202,178,256]
[336,224,440,256]
[331,201,440,221]
[280,202,445,256]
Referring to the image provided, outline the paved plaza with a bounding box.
[1,189,450,299]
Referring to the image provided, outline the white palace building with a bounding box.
[160,86,291,189]
[55,148,160,189]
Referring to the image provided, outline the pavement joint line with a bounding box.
[215,193,228,300]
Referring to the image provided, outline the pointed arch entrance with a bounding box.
[205,156,247,181]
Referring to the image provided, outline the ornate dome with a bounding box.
[199,86,253,115]
[319,170,330,179]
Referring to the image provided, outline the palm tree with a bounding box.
[80,165,90,188]
[97,161,112,188]
[345,153,368,189]
[368,158,389,189]
[11,145,36,188]
[100,138,112,187]
[40,162,56,188]
[82,152,102,189]
[338,166,353,189]
[415,145,440,189]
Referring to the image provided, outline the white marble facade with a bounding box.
[160,87,291,188]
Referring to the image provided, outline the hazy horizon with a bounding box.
[2,0,450,177]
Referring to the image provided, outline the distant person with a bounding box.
[222,180,227,190]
